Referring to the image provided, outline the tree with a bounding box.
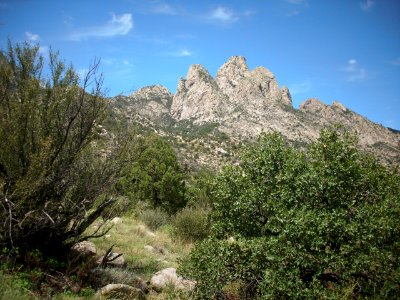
[181,128,400,299]
[117,133,186,214]
[0,41,122,256]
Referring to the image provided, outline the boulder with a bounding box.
[71,241,97,257]
[96,283,145,300]
[150,267,195,292]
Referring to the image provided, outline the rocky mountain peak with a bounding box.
[171,63,227,122]
[299,98,327,112]
[118,56,400,166]
[216,56,249,97]
[186,64,214,84]
[281,86,292,106]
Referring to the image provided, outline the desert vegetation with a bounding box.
[0,41,399,299]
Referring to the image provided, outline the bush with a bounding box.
[137,207,170,231]
[0,41,124,256]
[173,207,210,242]
[117,133,186,214]
[180,128,400,299]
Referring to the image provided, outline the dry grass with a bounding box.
[87,214,194,298]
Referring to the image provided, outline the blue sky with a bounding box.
[1,0,399,129]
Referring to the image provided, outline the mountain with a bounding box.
[111,56,400,168]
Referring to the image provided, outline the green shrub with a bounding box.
[117,134,186,214]
[137,207,170,231]
[0,41,123,256]
[173,207,210,242]
[180,128,400,299]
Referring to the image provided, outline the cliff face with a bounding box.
[113,56,400,166]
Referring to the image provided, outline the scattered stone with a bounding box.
[105,234,111,239]
[71,241,97,257]
[227,236,236,244]
[89,268,149,294]
[111,217,123,224]
[136,224,157,237]
[144,245,155,253]
[96,283,145,300]
[150,267,195,292]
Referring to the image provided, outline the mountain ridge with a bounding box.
[113,56,400,167]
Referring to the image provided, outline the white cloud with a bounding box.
[208,6,239,24]
[25,32,40,41]
[167,48,192,57]
[289,81,311,95]
[344,59,367,82]
[360,0,375,11]
[151,3,177,15]
[70,13,133,41]
[38,46,48,55]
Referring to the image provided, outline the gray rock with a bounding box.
[150,267,195,292]
[71,241,97,257]
[96,283,145,300]
[144,245,155,253]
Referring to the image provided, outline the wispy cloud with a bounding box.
[25,32,40,41]
[390,57,400,66]
[166,48,192,57]
[207,6,239,24]
[151,3,177,15]
[70,13,133,41]
[344,59,367,82]
[360,0,375,11]
[289,81,311,95]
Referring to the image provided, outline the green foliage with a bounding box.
[137,206,170,231]
[173,206,210,242]
[181,128,400,299]
[0,270,37,299]
[185,168,215,208]
[118,133,186,214]
[0,41,123,255]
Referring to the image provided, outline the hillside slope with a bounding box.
[111,56,400,167]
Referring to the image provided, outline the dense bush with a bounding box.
[0,41,124,256]
[117,133,186,214]
[137,207,170,231]
[181,128,400,299]
[173,206,210,242]
[185,168,214,208]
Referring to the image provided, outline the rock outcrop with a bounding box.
[171,64,230,122]
[111,56,400,166]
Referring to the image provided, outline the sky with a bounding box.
[1,0,399,129]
